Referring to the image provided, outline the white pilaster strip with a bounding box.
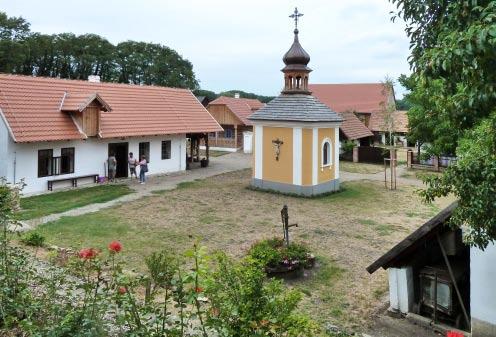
[292,127,302,185]
[254,125,263,179]
[334,127,340,179]
[312,127,318,185]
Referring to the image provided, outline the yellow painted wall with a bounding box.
[262,126,293,184]
[301,128,313,186]
[318,128,336,183]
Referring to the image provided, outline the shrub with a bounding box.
[205,253,319,337]
[21,232,45,247]
[248,238,313,269]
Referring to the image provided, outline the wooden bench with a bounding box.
[47,174,99,191]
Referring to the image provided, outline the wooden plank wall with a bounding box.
[207,105,242,126]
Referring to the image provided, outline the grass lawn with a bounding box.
[29,170,453,332]
[400,168,443,180]
[18,184,133,220]
[340,161,384,174]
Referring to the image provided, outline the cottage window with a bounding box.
[161,140,171,160]
[38,149,53,177]
[139,142,150,162]
[224,128,234,139]
[60,147,75,174]
[322,139,332,167]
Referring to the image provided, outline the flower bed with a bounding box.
[248,238,315,278]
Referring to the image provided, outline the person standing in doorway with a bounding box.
[139,155,148,184]
[128,152,138,179]
[108,153,117,182]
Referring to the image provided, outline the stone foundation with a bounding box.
[251,178,340,196]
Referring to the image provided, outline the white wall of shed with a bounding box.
[471,243,496,329]
[388,267,414,314]
[10,134,186,194]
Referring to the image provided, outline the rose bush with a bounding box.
[1,182,319,336]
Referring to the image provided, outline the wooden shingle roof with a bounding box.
[366,202,458,274]
[249,94,343,123]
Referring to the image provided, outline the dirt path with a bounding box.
[20,156,424,231]
[19,152,251,231]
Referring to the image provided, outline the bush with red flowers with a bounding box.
[1,184,319,337]
[108,240,122,253]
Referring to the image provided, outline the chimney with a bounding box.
[88,75,101,83]
[234,92,240,99]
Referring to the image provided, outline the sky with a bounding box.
[1,0,411,97]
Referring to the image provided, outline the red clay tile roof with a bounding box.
[0,74,222,142]
[309,83,393,113]
[241,98,264,111]
[61,92,112,112]
[339,112,374,140]
[208,96,264,126]
[369,110,409,133]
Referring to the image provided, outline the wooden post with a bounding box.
[205,133,210,163]
[407,150,413,168]
[234,125,238,150]
[433,155,440,172]
[353,146,359,163]
[190,137,193,159]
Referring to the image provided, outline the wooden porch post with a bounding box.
[205,133,210,163]
[234,125,238,149]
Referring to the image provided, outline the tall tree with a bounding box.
[0,11,198,89]
[392,1,496,248]
[0,12,30,73]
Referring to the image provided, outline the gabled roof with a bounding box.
[241,98,264,111]
[309,83,393,113]
[249,94,343,123]
[61,92,112,112]
[366,202,458,274]
[0,74,222,142]
[369,110,409,133]
[208,96,263,125]
[339,112,374,140]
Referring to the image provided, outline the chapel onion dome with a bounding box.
[282,28,311,71]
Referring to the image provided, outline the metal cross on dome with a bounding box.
[289,7,303,29]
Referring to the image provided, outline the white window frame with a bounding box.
[321,138,332,170]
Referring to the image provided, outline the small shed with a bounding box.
[367,202,496,337]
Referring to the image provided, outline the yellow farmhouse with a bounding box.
[249,10,343,196]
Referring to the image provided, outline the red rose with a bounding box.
[108,240,122,253]
[78,248,97,260]
[118,286,127,295]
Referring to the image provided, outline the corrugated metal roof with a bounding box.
[248,94,343,123]
[0,74,222,142]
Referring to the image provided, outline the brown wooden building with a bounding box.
[205,95,263,150]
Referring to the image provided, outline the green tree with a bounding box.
[0,12,30,73]
[392,0,496,248]
[219,90,275,103]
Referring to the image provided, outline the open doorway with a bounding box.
[108,142,128,178]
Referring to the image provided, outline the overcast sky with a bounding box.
[1,0,411,97]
